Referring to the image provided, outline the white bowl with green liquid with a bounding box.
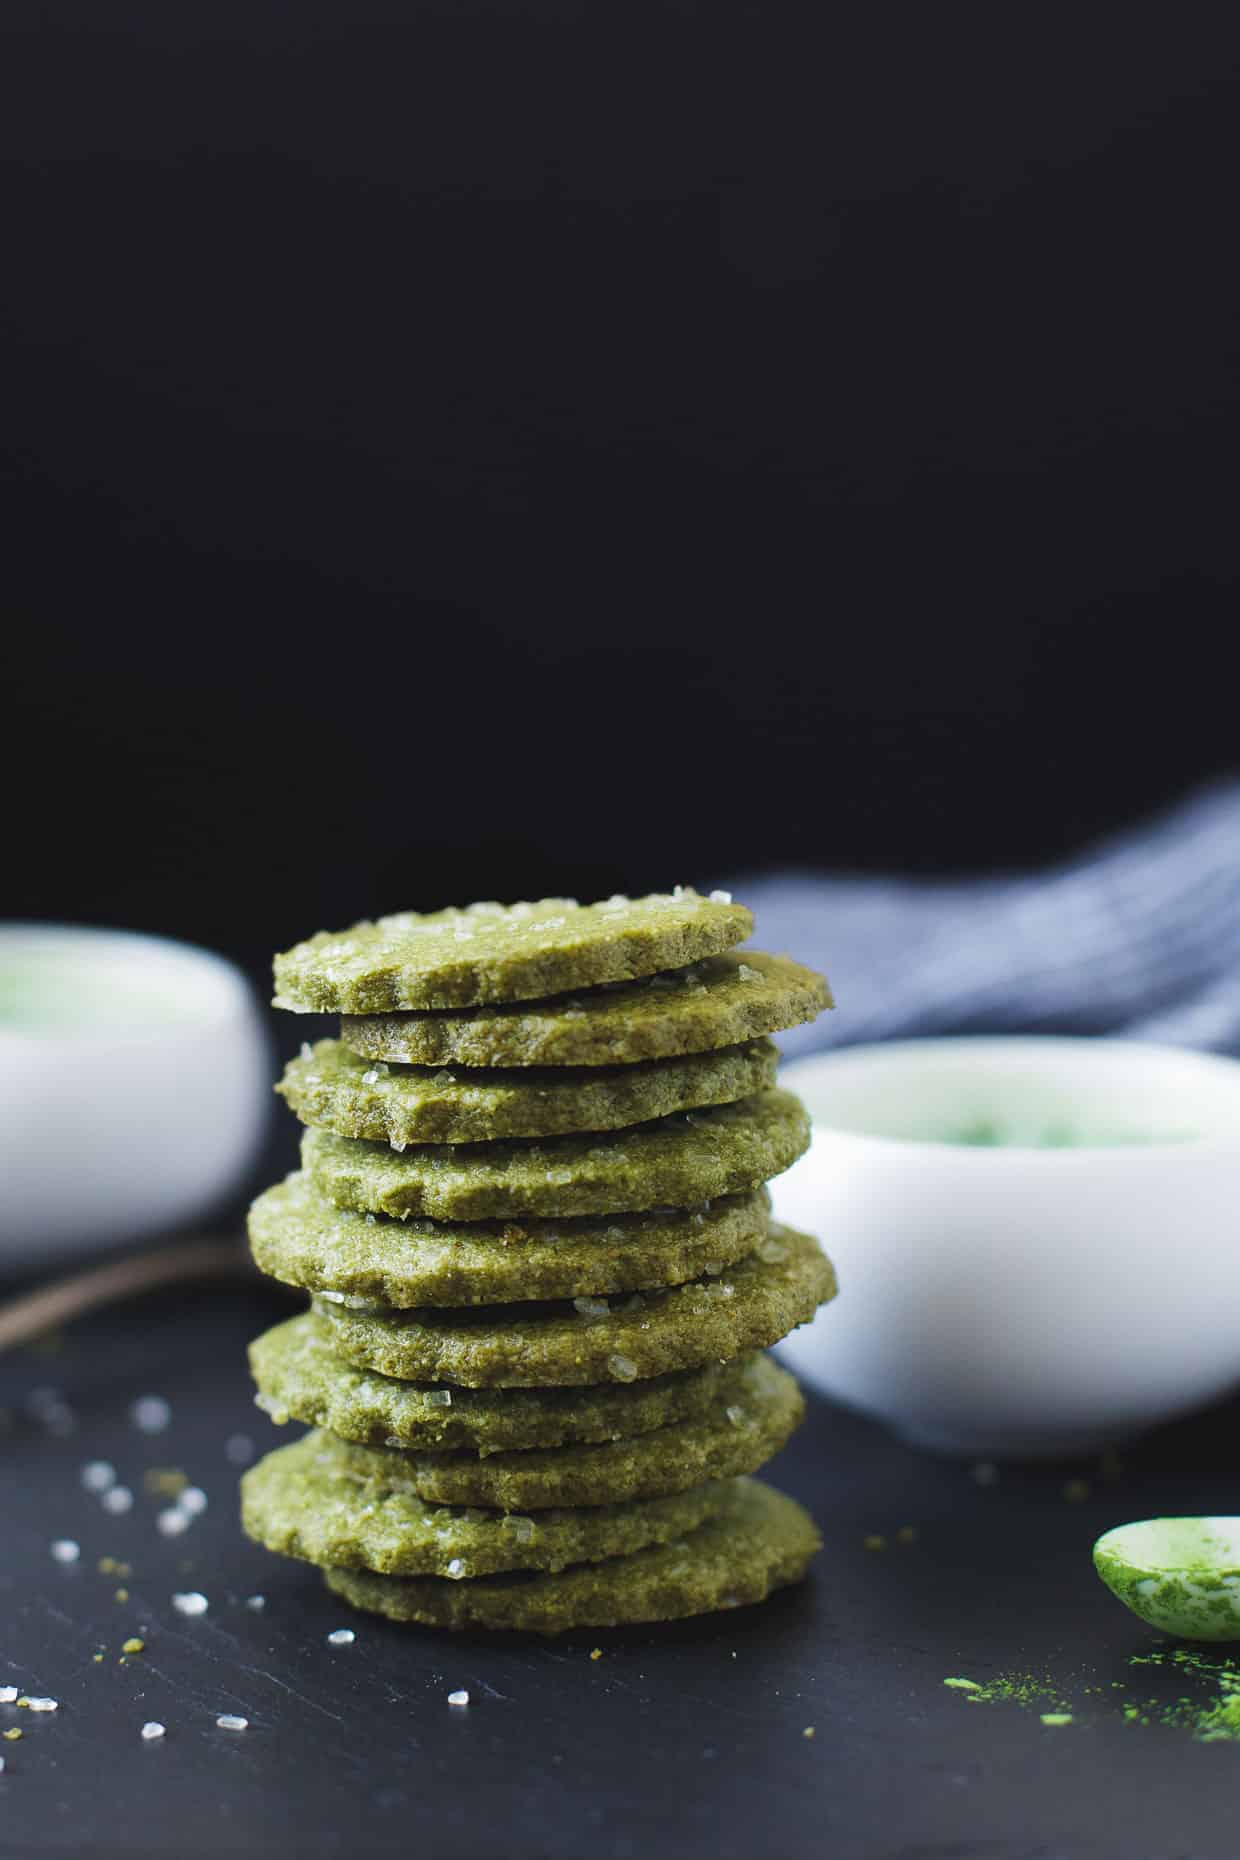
[0,925,272,1264]
[773,1037,1240,1457]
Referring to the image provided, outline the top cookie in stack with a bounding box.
[243,891,836,1634]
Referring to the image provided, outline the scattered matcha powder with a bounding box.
[1127,1649,1240,1742]
[944,1649,1240,1744]
[941,1672,1073,1714]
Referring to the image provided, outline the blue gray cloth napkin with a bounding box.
[732,782,1240,1059]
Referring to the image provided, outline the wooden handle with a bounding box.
[0,1239,251,1354]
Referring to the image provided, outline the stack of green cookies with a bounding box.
[242,892,837,1633]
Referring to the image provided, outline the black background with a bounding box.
[4,2,1239,981]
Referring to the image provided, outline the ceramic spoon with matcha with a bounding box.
[1094,1518,1240,1641]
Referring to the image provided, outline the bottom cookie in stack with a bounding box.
[324,1482,822,1634]
[242,1213,834,1632]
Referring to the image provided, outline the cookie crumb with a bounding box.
[144,1467,188,1499]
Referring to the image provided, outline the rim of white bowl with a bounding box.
[781,1034,1240,1160]
[0,922,259,1045]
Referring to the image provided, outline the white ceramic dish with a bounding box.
[0,925,272,1265]
[773,1037,1240,1458]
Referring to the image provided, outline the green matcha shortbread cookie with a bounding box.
[249,1173,771,1307]
[273,892,752,1014]
[323,1477,820,1633]
[341,951,832,1069]
[250,1312,777,1453]
[320,1354,802,1509]
[278,1037,778,1145]
[303,1088,810,1222]
[241,1430,731,1577]
[317,1224,835,1387]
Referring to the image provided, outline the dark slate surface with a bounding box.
[3,1275,1240,1860]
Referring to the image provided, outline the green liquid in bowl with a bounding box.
[0,950,221,1032]
[944,1119,1186,1148]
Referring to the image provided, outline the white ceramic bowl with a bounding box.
[0,925,273,1265]
[773,1037,1240,1458]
